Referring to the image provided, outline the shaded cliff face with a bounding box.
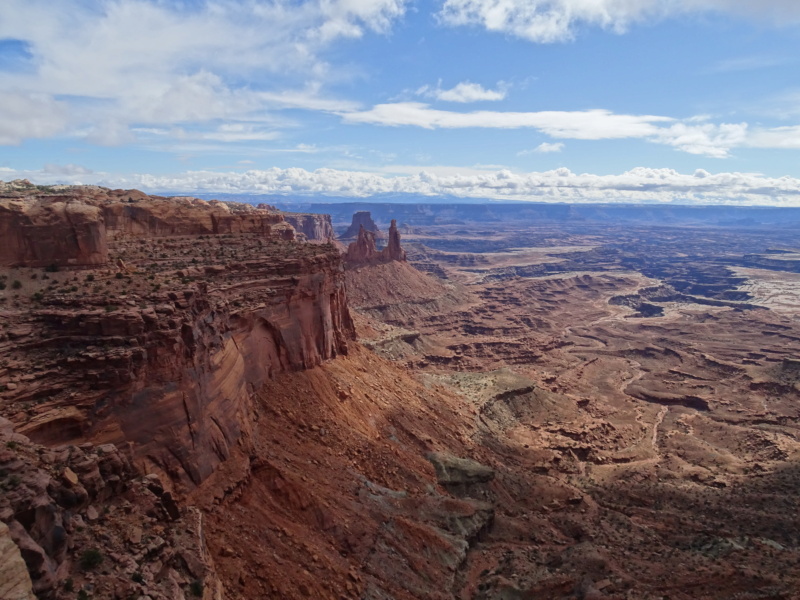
[0,185,355,489]
[281,212,335,242]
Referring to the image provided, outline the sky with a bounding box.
[1,0,800,204]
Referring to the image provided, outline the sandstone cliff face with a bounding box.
[0,521,35,600]
[341,210,380,239]
[191,344,495,600]
[281,212,335,242]
[0,199,108,268]
[1,247,353,488]
[0,184,354,489]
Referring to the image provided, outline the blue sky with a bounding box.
[1,0,800,204]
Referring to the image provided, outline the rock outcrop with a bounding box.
[341,211,379,239]
[0,521,35,600]
[0,418,224,599]
[344,219,407,266]
[383,219,407,262]
[0,198,108,268]
[344,225,380,264]
[281,212,335,242]
[0,182,294,268]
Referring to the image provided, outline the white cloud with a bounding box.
[341,103,800,157]
[747,126,800,149]
[529,142,565,153]
[438,0,800,44]
[5,165,800,205]
[42,164,94,176]
[341,102,670,135]
[417,81,508,102]
[0,92,68,145]
[656,121,749,158]
[0,0,405,145]
[711,55,791,73]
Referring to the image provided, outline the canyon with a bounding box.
[2,181,800,600]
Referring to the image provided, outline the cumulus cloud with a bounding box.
[5,164,800,205]
[438,0,800,44]
[417,81,508,102]
[130,167,800,205]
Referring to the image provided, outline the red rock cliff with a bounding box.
[0,197,108,267]
[0,184,354,489]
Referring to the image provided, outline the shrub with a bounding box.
[189,580,203,597]
[79,548,104,570]
[45,263,59,273]
[11,280,21,290]
[104,305,118,313]
[86,274,95,282]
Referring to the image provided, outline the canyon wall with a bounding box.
[0,182,355,489]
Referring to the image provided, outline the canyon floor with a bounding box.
[344,222,800,599]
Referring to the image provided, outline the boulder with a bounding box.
[426,452,495,486]
[0,521,36,600]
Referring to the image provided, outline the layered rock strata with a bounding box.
[0,181,294,268]
[0,183,355,488]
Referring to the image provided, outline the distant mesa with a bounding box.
[259,203,335,242]
[342,211,381,239]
